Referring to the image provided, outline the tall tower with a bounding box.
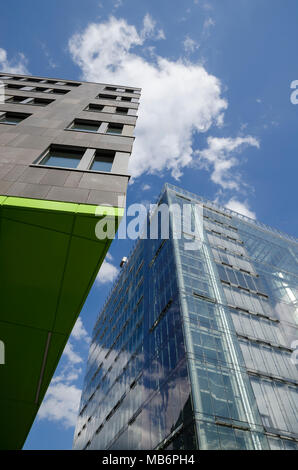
[73,184,298,450]
[0,72,140,449]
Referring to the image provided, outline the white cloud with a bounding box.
[40,43,57,69]
[183,36,200,53]
[71,317,90,343]
[142,184,151,191]
[63,342,83,365]
[196,136,260,190]
[38,383,81,428]
[68,15,228,179]
[95,253,118,284]
[37,316,91,429]
[0,47,29,74]
[113,0,123,9]
[225,198,256,219]
[203,17,215,34]
[141,13,165,41]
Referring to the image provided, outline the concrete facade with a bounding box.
[0,72,141,207]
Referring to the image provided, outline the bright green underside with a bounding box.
[0,196,123,449]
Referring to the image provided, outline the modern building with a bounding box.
[73,183,298,450]
[0,72,140,449]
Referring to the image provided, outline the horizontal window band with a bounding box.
[237,333,293,353]
[193,291,217,303]
[220,279,269,299]
[228,305,279,323]
[247,369,298,386]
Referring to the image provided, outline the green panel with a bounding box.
[1,205,75,233]
[0,195,122,449]
[3,196,78,213]
[53,236,109,335]
[37,331,68,405]
[0,398,38,450]
[0,217,69,330]
[0,321,47,403]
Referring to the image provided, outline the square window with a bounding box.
[90,150,115,172]
[66,82,80,87]
[0,112,30,125]
[97,94,117,100]
[35,87,52,93]
[52,88,69,95]
[7,84,23,90]
[33,98,54,106]
[116,107,128,115]
[6,96,28,104]
[40,146,84,169]
[86,104,104,113]
[106,123,123,135]
[69,119,101,132]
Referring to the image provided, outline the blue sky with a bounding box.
[1,0,298,450]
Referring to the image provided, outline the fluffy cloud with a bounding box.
[183,36,200,53]
[0,47,29,74]
[37,317,90,429]
[37,383,81,428]
[95,252,118,284]
[71,317,90,343]
[196,136,260,190]
[225,198,256,219]
[68,15,228,179]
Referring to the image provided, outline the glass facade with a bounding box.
[73,184,298,450]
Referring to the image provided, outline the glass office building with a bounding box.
[73,184,298,450]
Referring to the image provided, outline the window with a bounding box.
[37,145,116,172]
[68,119,101,133]
[90,150,115,172]
[116,107,128,115]
[85,104,104,113]
[0,112,30,125]
[121,96,131,102]
[52,88,69,95]
[5,96,29,104]
[105,86,117,91]
[66,82,80,87]
[39,145,84,169]
[106,123,123,135]
[97,94,117,100]
[35,87,52,93]
[27,78,42,83]
[6,84,23,90]
[32,98,54,106]
[6,96,54,106]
